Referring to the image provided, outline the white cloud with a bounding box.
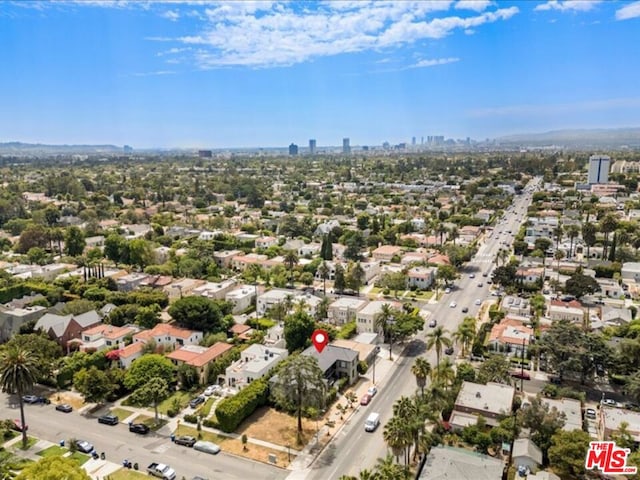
[161,9,180,21]
[130,70,176,77]
[410,57,460,68]
[455,1,494,12]
[534,1,602,13]
[172,2,518,69]
[616,1,640,20]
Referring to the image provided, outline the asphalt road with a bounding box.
[0,396,287,480]
[307,179,540,479]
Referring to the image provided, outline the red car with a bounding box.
[12,419,27,432]
[360,394,372,406]
[511,371,531,380]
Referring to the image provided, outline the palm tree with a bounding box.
[0,346,38,448]
[411,358,431,397]
[426,326,452,379]
[374,303,398,360]
[453,317,476,357]
[283,250,299,287]
[554,249,565,283]
[375,453,408,480]
[383,416,411,465]
[318,261,330,296]
[433,358,456,391]
[553,224,563,250]
[581,222,597,264]
[600,213,619,259]
[566,224,580,259]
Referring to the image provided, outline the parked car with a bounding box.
[444,287,451,294]
[75,440,94,454]
[444,346,454,355]
[475,299,481,305]
[469,274,475,278]
[98,414,119,425]
[602,398,616,407]
[477,283,483,287]
[174,435,197,447]
[129,423,150,434]
[449,301,457,308]
[204,385,220,396]
[511,371,531,380]
[193,440,221,455]
[22,395,40,404]
[189,396,205,408]
[585,408,597,420]
[367,386,378,397]
[55,404,73,413]
[549,376,562,385]
[428,319,437,328]
[12,419,27,432]
[360,394,372,406]
[461,307,469,313]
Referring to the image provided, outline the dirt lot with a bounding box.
[48,391,85,410]
[238,407,328,448]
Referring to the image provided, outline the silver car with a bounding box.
[193,440,221,455]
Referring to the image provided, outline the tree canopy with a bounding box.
[124,353,174,391]
[16,455,91,480]
[168,295,232,333]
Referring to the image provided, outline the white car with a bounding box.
[475,299,481,305]
[193,440,221,455]
[444,287,451,294]
[449,301,457,308]
[367,386,378,397]
[204,385,220,396]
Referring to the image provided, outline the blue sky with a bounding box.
[2,0,640,149]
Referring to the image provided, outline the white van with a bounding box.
[364,412,380,432]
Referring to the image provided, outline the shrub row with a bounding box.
[215,380,269,433]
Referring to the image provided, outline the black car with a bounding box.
[174,435,197,447]
[189,396,205,408]
[461,307,469,313]
[98,414,119,426]
[444,346,454,355]
[55,403,73,413]
[129,423,150,434]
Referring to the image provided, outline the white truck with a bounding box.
[147,463,176,480]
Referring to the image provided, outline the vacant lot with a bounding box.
[237,407,321,448]
[49,391,84,410]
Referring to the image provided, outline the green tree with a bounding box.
[123,353,174,391]
[346,262,365,295]
[453,317,476,357]
[284,250,299,287]
[64,226,86,256]
[318,261,330,296]
[73,366,114,404]
[135,304,161,329]
[374,303,401,360]
[491,264,517,289]
[176,363,199,390]
[16,224,49,254]
[284,310,315,353]
[600,213,619,259]
[426,326,452,380]
[411,358,431,397]
[0,346,38,448]
[104,233,126,266]
[547,429,590,477]
[436,264,458,287]
[476,355,512,385]
[4,333,62,382]
[320,232,333,261]
[129,376,170,424]
[168,296,228,333]
[520,396,566,462]
[382,271,407,298]
[383,414,412,466]
[334,264,346,294]
[374,453,410,480]
[27,247,48,265]
[270,355,326,444]
[581,222,597,262]
[15,455,91,480]
[128,238,153,270]
[564,271,600,300]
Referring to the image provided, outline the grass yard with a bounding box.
[174,425,226,444]
[103,469,149,480]
[36,445,67,457]
[110,407,134,421]
[196,398,215,418]
[155,391,191,415]
[14,436,37,450]
[68,451,90,466]
[237,407,319,449]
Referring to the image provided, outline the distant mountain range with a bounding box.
[0,142,123,155]
[496,127,640,148]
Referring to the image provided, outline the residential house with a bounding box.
[599,407,640,444]
[542,397,582,432]
[512,439,543,473]
[116,272,149,292]
[356,300,402,334]
[192,279,237,300]
[228,323,253,341]
[372,245,403,263]
[255,236,278,249]
[225,344,288,389]
[449,381,515,429]
[301,344,359,386]
[332,339,378,365]
[167,342,233,384]
[139,275,173,290]
[133,323,203,350]
[360,261,381,285]
[327,297,368,326]
[79,324,138,352]
[598,278,625,299]
[165,278,206,301]
[257,289,295,317]
[416,445,504,480]
[153,246,172,264]
[475,209,495,223]
[231,253,269,272]
[298,242,321,257]
[85,235,105,249]
[35,310,102,350]
[600,306,632,327]
[516,267,544,284]
[314,220,340,237]
[501,296,531,317]
[213,250,243,268]
[118,342,144,369]
[123,224,153,240]
[225,285,256,314]
[487,319,533,357]
[458,226,481,245]
[426,253,450,265]
[264,322,285,349]
[401,251,428,265]
[0,305,47,341]
[548,301,584,323]
[198,230,224,241]
[407,266,436,290]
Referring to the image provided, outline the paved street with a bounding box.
[300,179,540,479]
[0,395,287,480]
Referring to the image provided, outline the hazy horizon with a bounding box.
[2,0,640,148]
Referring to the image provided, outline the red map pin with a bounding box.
[311,329,329,353]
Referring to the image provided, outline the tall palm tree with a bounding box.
[554,250,565,283]
[600,213,619,259]
[553,224,563,250]
[0,346,38,448]
[383,416,411,465]
[433,358,456,391]
[374,303,398,360]
[426,326,451,379]
[581,222,597,264]
[375,453,408,480]
[453,317,476,357]
[283,250,299,287]
[566,224,580,259]
[318,261,330,296]
[411,358,431,397]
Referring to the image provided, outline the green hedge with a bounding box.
[214,380,269,433]
[337,321,357,340]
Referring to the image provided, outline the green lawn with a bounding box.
[36,445,67,457]
[196,398,215,418]
[110,407,134,421]
[156,390,191,415]
[131,414,167,430]
[104,468,149,480]
[68,451,90,466]
[174,424,226,444]
[14,436,37,450]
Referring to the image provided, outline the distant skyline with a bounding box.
[2,0,640,149]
